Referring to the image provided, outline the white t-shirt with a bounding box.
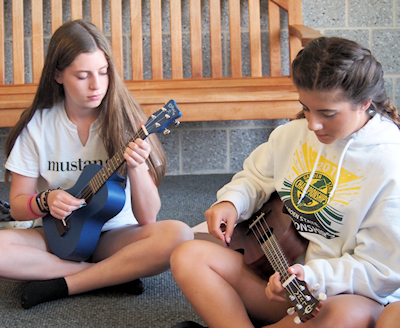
[5,102,137,231]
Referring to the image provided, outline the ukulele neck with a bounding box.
[90,126,148,194]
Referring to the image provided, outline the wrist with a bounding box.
[35,191,47,213]
[28,194,46,218]
[35,190,50,214]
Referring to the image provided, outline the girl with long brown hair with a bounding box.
[0,20,192,309]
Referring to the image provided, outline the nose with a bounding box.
[307,113,323,132]
[90,74,101,90]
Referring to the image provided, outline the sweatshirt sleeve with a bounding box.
[216,130,279,222]
[302,193,400,304]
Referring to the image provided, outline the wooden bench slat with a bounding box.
[287,0,303,66]
[0,109,25,127]
[150,0,163,80]
[0,100,300,127]
[31,0,44,84]
[110,1,124,78]
[209,1,223,78]
[12,0,25,84]
[271,0,289,11]
[248,0,262,77]
[0,76,297,95]
[167,101,301,121]
[189,0,203,78]
[71,0,83,20]
[130,0,143,80]
[268,0,282,76]
[170,0,183,79]
[229,0,242,78]
[129,88,300,104]
[0,88,300,105]
[90,0,103,31]
[289,24,324,46]
[50,0,63,34]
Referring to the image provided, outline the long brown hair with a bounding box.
[292,37,400,128]
[4,20,166,186]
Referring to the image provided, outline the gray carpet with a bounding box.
[0,174,234,328]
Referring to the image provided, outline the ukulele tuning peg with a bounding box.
[286,307,295,316]
[294,316,302,325]
[311,283,320,292]
[174,120,181,127]
[163,129,171,135]
[318,292,327,301]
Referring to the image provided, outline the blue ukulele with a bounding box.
[43,100,182,262]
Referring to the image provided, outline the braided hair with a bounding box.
[292,37,399,128]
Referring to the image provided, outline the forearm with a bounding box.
[9,173,46,221]
[127,163,161,225]
[10,193,45,221]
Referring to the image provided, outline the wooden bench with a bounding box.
[0,0,322,127]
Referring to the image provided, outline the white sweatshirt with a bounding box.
[217,113,400,304]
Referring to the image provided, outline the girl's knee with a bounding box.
[161,220,194,245]
[313,295,383,328]
[170,240,208,277]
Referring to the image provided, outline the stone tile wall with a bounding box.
[0,0,399,180]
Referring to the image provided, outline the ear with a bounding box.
[360,99,372,112]
[54,69,63,84]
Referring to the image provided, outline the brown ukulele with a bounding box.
[229,192,324,324]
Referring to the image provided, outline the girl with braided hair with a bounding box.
[171,37,400,328]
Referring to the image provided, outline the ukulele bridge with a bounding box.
[54,217,71,236]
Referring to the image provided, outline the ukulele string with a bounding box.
[68,128,150,207]
[251,218,290,276]
[252,217,307,304]
[59,109,168,224]
[261,220,306,301]
[79,127,149,199]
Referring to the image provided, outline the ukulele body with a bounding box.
[230,192,309,280]
[43,164,126,262]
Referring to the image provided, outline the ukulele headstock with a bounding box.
[285,277,323,324]
[144,99,182,136]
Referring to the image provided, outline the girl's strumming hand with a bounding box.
[46,189,86,220]
[205,201,238,244]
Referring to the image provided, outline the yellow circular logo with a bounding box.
[291,171,333,214]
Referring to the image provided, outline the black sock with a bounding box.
[21,277,69,309]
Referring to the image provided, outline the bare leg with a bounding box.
[171,240,289,328]
[0,220,193,308]
[375,301,400,328]
[66,220,193,294]
[171,240,383,328]
[267,294,383,328]
[0,228,92,281]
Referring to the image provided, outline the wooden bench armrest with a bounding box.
[289,24,324,47]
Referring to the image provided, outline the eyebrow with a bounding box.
[75,64,109,73]
[299,100,337,112]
